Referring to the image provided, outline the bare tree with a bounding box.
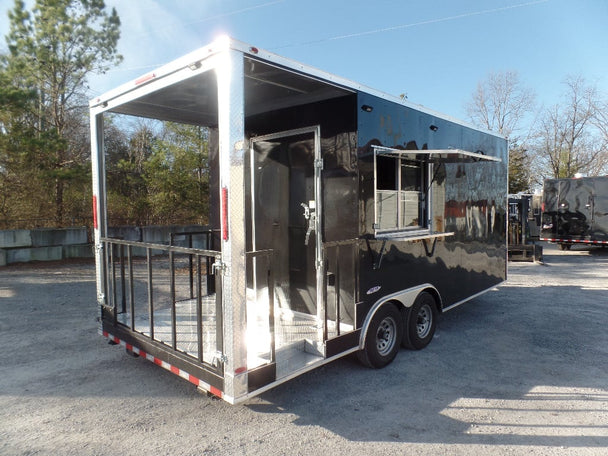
[592,98,608,173]
[466,70,535,140]
[532,76,608,181]
[466,70,536,193]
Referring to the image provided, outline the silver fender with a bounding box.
[359,283,441,350]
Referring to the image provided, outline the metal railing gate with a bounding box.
[101,235,225,387]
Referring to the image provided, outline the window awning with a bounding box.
[373,146,501,163]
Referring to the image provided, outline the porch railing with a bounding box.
[322,238,359,340]
[101,236,223,373]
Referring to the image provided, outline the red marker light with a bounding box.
[222,187,229,241]
[92,195,98,229]
[135,73,156,85]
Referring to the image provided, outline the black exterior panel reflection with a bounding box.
[356,93,507,314]
[541,176,608,244]
[244,90,507,330]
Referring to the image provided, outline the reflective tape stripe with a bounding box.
[100,330,222,399]
[540,238,608,244]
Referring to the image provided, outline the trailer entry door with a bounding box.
[247,126,324,372]
[591,178,608,239]
[557,179,593,238]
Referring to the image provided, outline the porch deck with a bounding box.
[116,293,335,378]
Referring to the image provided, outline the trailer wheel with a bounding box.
[357,303,403,369]
[402,292,437,350]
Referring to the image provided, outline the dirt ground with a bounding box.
[0,242,606,456]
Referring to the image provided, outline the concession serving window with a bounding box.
[372,146,501,241]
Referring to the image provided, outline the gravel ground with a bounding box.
[0,242,606,455]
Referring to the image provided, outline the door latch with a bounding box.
[301,201,316,246]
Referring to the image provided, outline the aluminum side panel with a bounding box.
[216,49,247,399]
[90,112,106,306]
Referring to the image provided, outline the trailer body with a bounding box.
[541,176,608,249]
[90,37,508,403]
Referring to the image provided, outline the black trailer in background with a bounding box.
[541,176,608,249]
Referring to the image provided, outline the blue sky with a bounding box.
[2,0,607,124]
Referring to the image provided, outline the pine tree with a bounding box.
[1,0,122,224]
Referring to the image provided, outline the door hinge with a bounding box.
[314,158,324,169]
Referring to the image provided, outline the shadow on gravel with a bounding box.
[2,257,607,450]
[545,244,608,257]
[566,245,608,255]
[249,281,607,448]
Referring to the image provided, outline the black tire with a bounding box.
[402,291,438,350]
[357,303,403,369]
[559,243,571,251]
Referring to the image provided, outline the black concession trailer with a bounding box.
[541,176,608,249]
[90,37,508,404]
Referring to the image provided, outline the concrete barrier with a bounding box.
[0,230,31,248]
[0,225,208,265]
[63,244,94,259]
[104,225,210,256]
[31,228,88,247]
[142,225,209,244]
[6,246,63,264]
[142,225,210,253]
[107,226,141,242]
[0,228,90,265]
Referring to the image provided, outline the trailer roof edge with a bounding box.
[89,35,505,140]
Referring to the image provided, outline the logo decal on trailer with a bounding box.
[367,286,381,295]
